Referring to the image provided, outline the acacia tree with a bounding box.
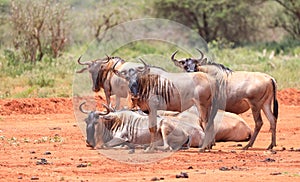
[47,2,70,58]
[10,0,70,62]
[87,0,136,42]
[153,0,262,43]
[272,0,300,39]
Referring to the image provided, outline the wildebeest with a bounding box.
[113,59,223,152]
[170,49,278,150]
[80,102,251,153]
[76,56,165,109]
[160,106,252,143]
[79,102,205,153]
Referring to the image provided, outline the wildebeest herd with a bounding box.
[76,49,278,153]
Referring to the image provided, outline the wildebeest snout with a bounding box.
[129,81,139,97]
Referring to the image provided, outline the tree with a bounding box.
[152,0,262,43]
[10,0,70,62]
[272,0,300,39]
[87,0,135,42]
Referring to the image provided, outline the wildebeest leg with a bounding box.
[104,91,111,109]
[192,99,206,130]
[243,106,263,150]
[115,96,120,110]
[105,137,127,148]
[144,110,159,153]
[263,103,277,150]
[201,105,218,151]
[125,143,136,154]
[198,92,219,151]
[159,124,172,151]
[145,95,160,153]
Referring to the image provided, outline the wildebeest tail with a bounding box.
[271,78,278,119]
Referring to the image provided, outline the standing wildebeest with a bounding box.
[170,49,278,150]
[79,102,205,153]
[113,59,223,152]
[76,56,165,109]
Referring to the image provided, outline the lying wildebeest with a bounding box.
[79,102,205,153]
[170,49,278,150]
[80,102,251,153]
[159,106,252,142]
[113,59,225,152]
[76,56,165,109]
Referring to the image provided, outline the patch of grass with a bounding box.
[0,40,299,99]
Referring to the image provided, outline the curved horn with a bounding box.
[77,56,91,66]
[112,60,119,70]
[103,54,111,63]
[95,104,111,115]
[79,101,90,114]
[171,50,179,62]
[196,48,204,60]
[137,58,149,72]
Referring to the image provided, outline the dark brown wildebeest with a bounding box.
[76,56,165,109]
[170,49,278,150]
[113,59,225,152]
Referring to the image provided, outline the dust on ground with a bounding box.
[0,88,299,181]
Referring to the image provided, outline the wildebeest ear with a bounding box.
[102,115,115,120]
[76,67,88,73]
[177,60,185,67]
[198,58,207,64]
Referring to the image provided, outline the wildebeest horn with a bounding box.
[79,101,90,114]
[102,54,111,63]
[112,60,118,70]
[196,48,204,60]
[171,50,179,62]
[77,56,91,66]
[95,104,111,115]
[137,58,149,72]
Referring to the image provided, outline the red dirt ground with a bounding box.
[0,88,299,181]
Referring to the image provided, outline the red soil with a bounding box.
[0,88,299,181]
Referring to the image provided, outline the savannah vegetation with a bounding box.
[0,0,299,98]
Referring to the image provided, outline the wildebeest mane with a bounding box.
[199,59,232,74]
[94,56,125,63]
[102,115,123,132]
[96,57,125,89]
[137,74,176,104]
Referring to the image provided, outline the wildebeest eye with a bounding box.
[121,70,127,76]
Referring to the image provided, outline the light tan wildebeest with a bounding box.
[160,106,252,143]
[113,59,225,152]
[170,49,278,150]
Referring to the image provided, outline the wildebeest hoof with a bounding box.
[128,149,135,154]
[199,148,205,152]
[242,145,250,150]
[144,147,155,153]
[156,146,171,152]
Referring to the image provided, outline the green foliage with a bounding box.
[0,0,299,99]
[0,52,77,98]
[272,0,300,40]
[152,0,261,43]
[209,40,300,89]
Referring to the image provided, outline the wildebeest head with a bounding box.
[76,56,111,92]
[171,49,207,72]
[79,101,111,148]
[113,58,150,98]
